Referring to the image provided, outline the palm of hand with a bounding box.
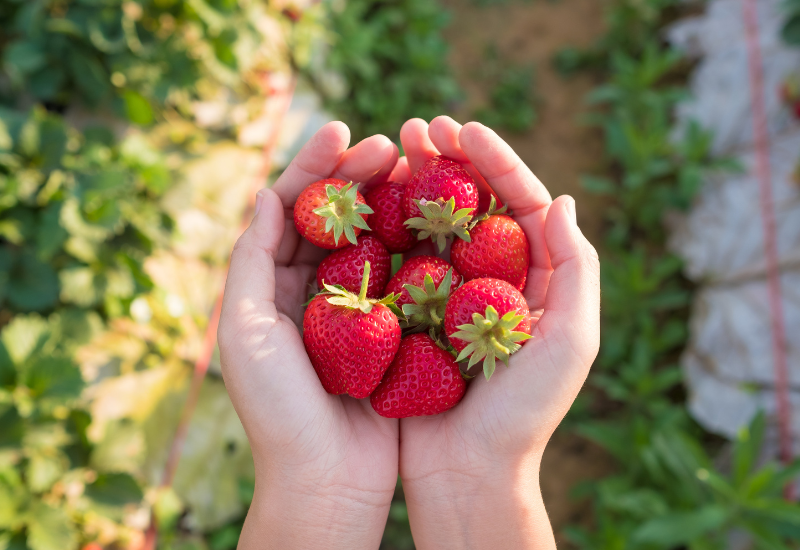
[393,118,599,489]
[218,124,402,505]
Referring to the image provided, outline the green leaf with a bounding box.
[0,342,13,388]
[1,314,49,365]
[28,67,67,101]
[581,175,617,195]
[3,41,47,75]
[782,14,800,45]
[733,410,766,487]
[122,90,155,125]
[84,472,144,508]
[23,356,84,403]
[0,466,26,529]
[37,116,66,171]
[90,420,145,474]
[26,503,78,550]
[50,308,103,353]
[67,51,110,105]
[26,450,68,492]
[6,252,59,311]
[633,505,729,545]
[34,202,67,261]
[59,267,101,307]
[154,486,184,533]
[0,407,24,449]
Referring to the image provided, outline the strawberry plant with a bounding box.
[0,1,324,548]
[474,48,538,133]
[562,0,800,547]
[307,0,462,142]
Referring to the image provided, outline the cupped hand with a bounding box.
[395,117,601,549]
[217,122,402,549]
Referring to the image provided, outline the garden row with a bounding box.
[561,0,800,547]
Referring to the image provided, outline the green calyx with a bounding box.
[321,261,403,318]
[401,268,456,333]
[467,195,508,231]
[451,305,532,380]
[312,182,374,246]
[404,197,473,253]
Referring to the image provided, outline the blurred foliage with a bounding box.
[473,46,537,133]
[306,0,462,143]
[0,0,320,547]
[563,0,800,547]
[0,107,171,317]
[783,0,800,45]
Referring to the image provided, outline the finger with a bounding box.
[458,122,553,293]
[429,116,495,207]
[389,156,412,184]
[291,238,330,267]
[272,121,350,206]
[428,116,466,160]
[278,134,394,266]
[220,188,285,340]
[365,143,400,188]
[459,122,552,216]
[331,134,396,188]
[466,197,598,438]
[400,118,439,174]
[533,196,600,368]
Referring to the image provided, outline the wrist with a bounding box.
[239,457,394,550]
[402,454,555,550]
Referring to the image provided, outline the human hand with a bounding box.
[395,117,601,549]
[217,122,403,550]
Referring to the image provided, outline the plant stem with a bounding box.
[359,261,371,301]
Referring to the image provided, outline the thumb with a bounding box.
[534,195,600,369]
[219,188,285,348]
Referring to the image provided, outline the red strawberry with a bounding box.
[370,333,466,418]
[403,156,479,252]
[316,235,390,298]
[384,255,461,333]
[303,262,401,398]
[364,181,416,253]
[385,256,462,308]
[451,198,529,291]
[294,178,373,249]
[445,278,532,380]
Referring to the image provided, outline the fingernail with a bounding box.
[254,190,265,216]
[566,198,577,225]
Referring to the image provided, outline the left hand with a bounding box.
[394,116,601,550]
[218,122,404,550]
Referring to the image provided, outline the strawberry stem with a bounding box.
[429,306,442,326]
[358,261,371,302]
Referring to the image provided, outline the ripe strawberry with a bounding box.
[316,235,390,298]
[403,156,479,252]
[451,197,530,291]
[370,333,466,418]
[384,255,461,333]
[294,178,373,249]
[385,256,462,308]
[364,181,416,253]
[303,262,401,398]
[445,278,532,380]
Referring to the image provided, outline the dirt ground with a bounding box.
[440,0,614,544]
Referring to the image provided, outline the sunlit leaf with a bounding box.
[26,503,79,550]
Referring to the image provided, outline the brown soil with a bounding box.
[440,0,615,545]
[441,0,609,246]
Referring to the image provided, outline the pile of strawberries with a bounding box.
[295,155,532,418]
